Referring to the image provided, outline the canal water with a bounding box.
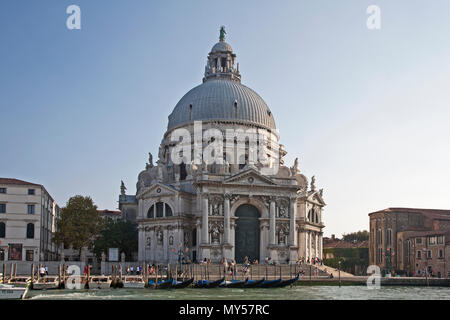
[27,286,450,300]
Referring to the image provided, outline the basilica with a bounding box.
[119,28,326,264]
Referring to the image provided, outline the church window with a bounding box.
[189,104,192,120]
[156,202,164,217]
[386,229,392,247]
[148,202,173,218]
[165,203,173,216]
[169,236,174,245]
[147,206,154,218]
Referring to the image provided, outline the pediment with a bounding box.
[138,183,178,199]
[307,190,326,206]
[224,168,276,186]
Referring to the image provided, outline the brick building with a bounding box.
[369,208,450,277]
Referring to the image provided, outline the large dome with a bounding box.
[167,79,276,131]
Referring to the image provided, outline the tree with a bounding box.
[342,230,369,243]
[93,218,138,260]
[53,195,104,258]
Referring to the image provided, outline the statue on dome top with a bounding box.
[219,26,226,42]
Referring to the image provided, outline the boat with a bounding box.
[219,279,247,288]
[8,276,31,288]
[194,277,225,288]
[148,278,173,289]
[0,284,28,300]
[88,276,112,289]
[172,277,194,289]
[258,278,281,288]
[31,276,60,290]
[122,276,145,289]
[243,278,265,288]
[273,273,299,288]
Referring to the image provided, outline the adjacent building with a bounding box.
[369,208,450,277]
[0,178,60,262]
[119,28,326,264]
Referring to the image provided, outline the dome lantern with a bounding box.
[203,26,241,83]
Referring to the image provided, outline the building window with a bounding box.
[437,236,444,245]
[0,222,5,238]
[377,247,383,263]
[26,250,34,261]
[147,206,154,218]
[26,223,35,239]
[438,249,444,259]
[156,202,164,217]
[426,250,432,259]
[417,250,422,260]
[28,189,35,195]
[376,229,382,245]
[0,188,6,194]
[0,249,4,261]
[27,204,35,214]
[148,202,173,218]
[428,236,436,245]
[0,204,5,214]
[386,229,392,247]
[165,204,173,216]
[416,237,422,244]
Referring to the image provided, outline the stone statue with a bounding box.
[157,229,163,245]
[147,152,154,169]
[101,252,106,262]
[311,175,316,191]
[224,158,230,174]
[120,252,125,262]
[219,26,226,42]
[120,180,126,196]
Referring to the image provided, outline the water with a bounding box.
[26,286,450,300]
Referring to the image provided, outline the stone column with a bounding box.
[269,197,276,245]
[163,228,168,262]
[318,233,323,260]
[289,197,297,246]
[224,194,231,244]
[314,232,319,258]
[202,196,209,244]
[138,226,145,262]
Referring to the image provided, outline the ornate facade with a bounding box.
[119,28,326,264]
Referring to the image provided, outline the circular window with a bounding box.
[248,177,254,183]
[156,188,161,193]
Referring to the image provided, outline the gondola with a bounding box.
[194,277,225,288]
[273,273,300,288]
[172,277,194,289]
[258,278,281,288]
[243,278,265,288]
[219,278,247,288]
[148,278,173,289]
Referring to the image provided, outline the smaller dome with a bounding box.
[211,41,233,53]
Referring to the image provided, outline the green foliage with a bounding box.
[93,218,138,260]
[342,230,369,242]
[53,195,104,253]
[323,247,369,275]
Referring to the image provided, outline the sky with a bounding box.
[1,0,450,238]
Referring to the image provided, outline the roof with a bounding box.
[369,208,450,220]
[0,178,41,186]
[323,239,369,249]
[167,79,276,131]
[211,41,233,53]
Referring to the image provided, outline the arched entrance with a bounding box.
[235,204,260,263]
